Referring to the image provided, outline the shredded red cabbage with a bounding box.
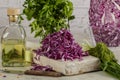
[33,29,88,61]
[89,0,120,47]
[31,64,53,71]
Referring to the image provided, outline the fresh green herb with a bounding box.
[21,0,74,41]
[87,43,120,79]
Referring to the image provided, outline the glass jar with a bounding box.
[1,8,26,67]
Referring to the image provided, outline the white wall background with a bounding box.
[0,0,91,44]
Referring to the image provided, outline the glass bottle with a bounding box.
[1,8,26,67]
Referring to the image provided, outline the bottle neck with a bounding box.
[8,15,18,25]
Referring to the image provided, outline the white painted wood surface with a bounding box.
[0,1,118,79]
[0,71,117,80]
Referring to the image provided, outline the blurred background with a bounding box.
[0,0,91,44]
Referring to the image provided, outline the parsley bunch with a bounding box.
[22,0,74,41]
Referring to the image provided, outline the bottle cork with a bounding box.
[7,8,20,15]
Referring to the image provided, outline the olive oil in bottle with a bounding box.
[1,8,27,67]
[2,39,25,66]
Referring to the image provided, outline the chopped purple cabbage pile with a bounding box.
[33,29,88,61]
